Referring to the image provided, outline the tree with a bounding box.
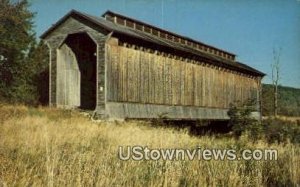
[0,0,48,104]
[262,84,274,115]
[27,42,49,104]
[227,100,261,140]
[271,47,281,117]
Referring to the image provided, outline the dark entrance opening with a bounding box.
[65,33,97,110]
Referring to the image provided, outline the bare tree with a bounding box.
[271,47,281,117]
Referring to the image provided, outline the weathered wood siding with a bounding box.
[96,38,106,113]
[56,44,80,107]
[106,41,259,109]
[105,102,229,120]
[42,12,264,120]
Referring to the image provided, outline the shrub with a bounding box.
[227,101,262,140]
[228,102,300,144]
[262,118,300,144]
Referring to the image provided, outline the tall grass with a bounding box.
[0,104,299,186]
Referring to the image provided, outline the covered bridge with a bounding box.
[40,10,265,120]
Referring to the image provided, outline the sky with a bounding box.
[29,0,300,88]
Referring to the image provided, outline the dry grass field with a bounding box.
[263,115,300,122]
[0,104,299,186]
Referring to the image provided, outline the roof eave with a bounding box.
[102,10,236,57]
[40,9,265,77]
[40,9,76,39]
[113,31,264,76]
[40,9,113,39]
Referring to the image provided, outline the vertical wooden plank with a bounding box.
[117,46,122,101]
[216,67,218,107]
[148,51,152,103]
[114,45,120,101]
[223,70,227,108]
[130,47,135,102]
[154,52,159,104]
[230,71,234,106]
[127,47,134,102]
[170,57,175,105]
[145,49,149,103]
[188,62,192,105]
[240,74,243,103]
[211,67,214,107]
[110,45,116,101]
[168,56,173,105]
[192,63,195,106]
[141,48,149,103]
[202,64,206,107]
[241,75,244,103]
[218,68,221,108]
[192,63,197,106]
[229,71,232,107]
[145,49,150,103]
[106,44,111,101]
[178,59,182,105]
[210,66,213,107]
[223,70,226,108]
[205,65,209,107]
[233,72,236,103]
[225,70,227,107]
[239,74,241,103]
[198,64,203,107]
[121,46,128,101]
[185,61,191,105]
[196,64,200,106]
[211,67,215,107]
[247,77,250,101]
[212,67,215,107]
[111,45,116,101]
[133,47,139,102]
[171,57,176,105]
[207,66,211,107]
[143,51,147,104]
[156,52,164,104]
[174,59,180,105]
[194,63,198,106]
[228,71,230,106]
[135,47,139,102]
[164,55,171,105]
[139,48,144,103]
[164,55,168,104]
[234,72,237,103]
[181,60,186,105]
[149,51,155,103]
[224,70,227,108]
[162,54,166,104]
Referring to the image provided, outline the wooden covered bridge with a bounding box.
[41,10,264,120]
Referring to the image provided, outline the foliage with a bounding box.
[228,101,300,144]
[27,41,49,105]
[0,0,48,105]
[262,84,300,116]
[0,0,35,96]
[227,101,261,140]
[262,118,300,144]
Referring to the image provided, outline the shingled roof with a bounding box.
[40,10,265,76]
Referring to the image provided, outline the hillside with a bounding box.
[262,84,300,116]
